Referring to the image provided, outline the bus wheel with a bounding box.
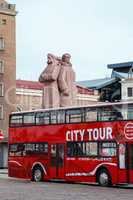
[97,169,112,187]
[32,167,44,182]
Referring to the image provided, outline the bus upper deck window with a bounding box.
[36,112,50,125]
[66,109,82,123]
[50,111,57,124]
[128,104,133,120]
[57,110,65,124]
[10,115,23,127]
[23,113,35,125]
[85,108,97,122]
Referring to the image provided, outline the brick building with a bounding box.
[0,0,16,168]
[16,80,99,111]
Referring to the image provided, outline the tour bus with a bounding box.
[8,101,133,186]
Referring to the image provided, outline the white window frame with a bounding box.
[0,60,4,73]
[0,37,5,50]
[0,83,4,96]
[0,105,3,120]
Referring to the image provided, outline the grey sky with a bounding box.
[10,0,133,81]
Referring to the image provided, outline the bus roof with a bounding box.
[11,101,133,115]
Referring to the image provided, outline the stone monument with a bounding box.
[39,53,61,108]
[58,53,77,107]
[39,53,77,108]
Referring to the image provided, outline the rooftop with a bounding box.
[111,71,128,79]
[16,80,44,90]
[78,78,117,90]
[108,61,133,70]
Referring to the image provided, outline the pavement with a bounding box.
[0,178,133,200]
[0,170,133,200]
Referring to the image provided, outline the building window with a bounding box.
[0,105,3,119]
[0,37,5,50]
[0,19,6,25]
[0,60,4,73]
[2,19,6,25]
[0,83,4,96]
[128,88,133,97]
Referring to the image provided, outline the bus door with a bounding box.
[126,144,133,183]
[50,144,65,179]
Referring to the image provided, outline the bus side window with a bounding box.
[25,143,48,154]
[9,144,18,156]
[23,113,35,125]
[97,107,114,121]
[76,142,86,156]
[85,108,97,122]
[128,104,133,119]
[9,143,24,156]
[67,142,97,157]
[67,142,74,157]
[66,109,82,124]
[97,105,123,121]
[10,115,23,127]
[36,112,50,125]
[50,111,57,124]
[57,110,65,124]
[99,142,117,157]
[86,142,98,156]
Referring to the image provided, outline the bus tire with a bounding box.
[97,169,112,187]
[32,166,44,182]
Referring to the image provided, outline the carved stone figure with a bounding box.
[39,53,61,108]
[58,53,77,107]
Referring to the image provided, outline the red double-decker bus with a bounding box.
[8,101,133,186]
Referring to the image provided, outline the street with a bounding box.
[0,174,133,200]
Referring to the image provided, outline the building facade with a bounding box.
[121,79,133,101]
[16,80,99,111]
[78,62,133,103]
[108,62,133,102]
[0,0,16,168]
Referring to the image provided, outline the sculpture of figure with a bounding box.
[58,53,77,107]
[39,53,61,108]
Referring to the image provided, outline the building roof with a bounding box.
[16,80,95,95]
[111,71,128,79]
[76,84,94,95]
[108,61,133,70]
[16,80,44,90]
[77,78,117,90]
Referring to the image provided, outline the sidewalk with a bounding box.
[0,169,8,174]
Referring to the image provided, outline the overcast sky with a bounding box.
[9,0,133,81]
